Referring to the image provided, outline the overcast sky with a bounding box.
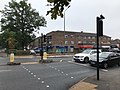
[0,0,120,39]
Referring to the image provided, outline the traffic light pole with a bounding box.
[96,15,105,80]
[40,33,43,63]
[96,17,100,80]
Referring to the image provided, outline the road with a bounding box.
[0,56,99,90]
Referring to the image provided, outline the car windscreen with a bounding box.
[99,52,111,58]
[82,49,92,54]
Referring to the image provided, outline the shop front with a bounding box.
[55,46,68,54]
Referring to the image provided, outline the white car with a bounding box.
[73,49,101,63]
[30,50,36,55]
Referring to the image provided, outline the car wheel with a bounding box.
[103,62,108,69]
[118,62,120,66]
[84,57,89,63]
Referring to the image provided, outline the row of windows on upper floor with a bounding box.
[64,41,111,45]
[65,35,111,40]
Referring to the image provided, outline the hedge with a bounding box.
[15,50,30,56]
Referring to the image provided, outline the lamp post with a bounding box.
[96,14,105,80]
[64,5,70,54]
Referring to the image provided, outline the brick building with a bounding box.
[111,39,120,48]
[30,30,111,54]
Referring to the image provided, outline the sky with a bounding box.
[0,0,120,39]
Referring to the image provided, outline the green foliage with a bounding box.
[0,31,16,49]
[15,50,30,56]
[0,0,47,49]
[47,0,71,19]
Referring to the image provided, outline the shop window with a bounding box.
[70,46,74,52]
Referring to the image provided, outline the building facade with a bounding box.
[111,39,120,48]
[30,30,111,54]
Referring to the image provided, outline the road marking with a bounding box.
[34,75,36,77]
[71,77,74,79]
[66,74,68,76]
[38,78,40,80]
[28,71,30,72]
[21,62,39,65]
[101,69,108,72]
[58,70,60,71]
[69,61,109,72]
[68,61,92,67]
[31,73,33,75]
[0,70,11,72]
[46,85,50,88]
[61,72,64,73]
[41,81,44,83]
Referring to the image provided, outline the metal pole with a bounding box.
[64,11,65,54]
[40,33,43,62]
[96,17,100,80]
[64,5,70,54]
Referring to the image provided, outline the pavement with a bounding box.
[0,52,73,58]
[69,67,120,90]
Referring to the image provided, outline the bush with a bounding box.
[15,50,30,56]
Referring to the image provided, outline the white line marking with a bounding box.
[34,75,36,77]
[46,85,50,88]
[71,77,74,79]
[38,78,40,80]
[66,74,68,76]
[68,61,91,67]
[41,81,44,83]
[101,69,108,72]
[31,73,33,75]
[61,72,64,73]
[0,70,11,72]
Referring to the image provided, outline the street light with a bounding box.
[96,14,105,80]
[64,5,70,54]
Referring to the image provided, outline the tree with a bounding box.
[0,0,47,49]
[47,0,71,19]
[0,31,16,49]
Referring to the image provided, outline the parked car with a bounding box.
[32,47,42,54]
[30,50,36,55]
[89,52,120,69]
[73,49,101,63]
